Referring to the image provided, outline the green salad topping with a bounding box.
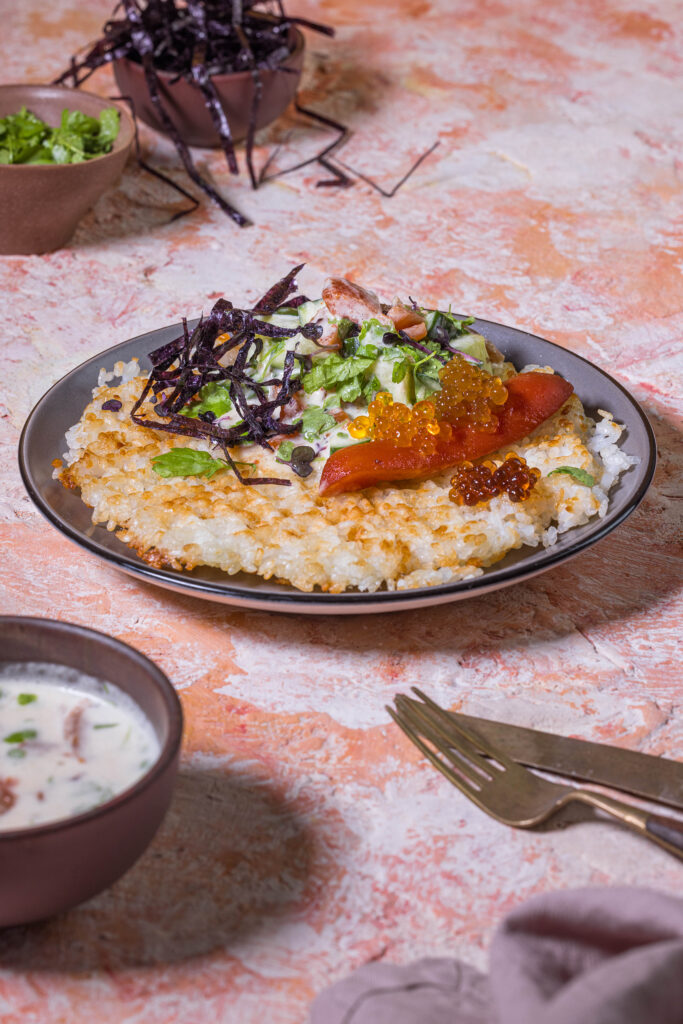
[149,301,495,481]
[0,105,120,165]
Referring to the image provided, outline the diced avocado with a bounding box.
[423,310,440,334]
[269,333,322,370]
[329,436,371,455]
[297,299,324,326]
[450,333,492,373]
[255,312,300,331]
[372,353,415,404]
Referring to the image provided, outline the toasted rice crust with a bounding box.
[56,366,633,593]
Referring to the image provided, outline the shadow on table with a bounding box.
[0,765,317,970]
[141,402,680,663]
[67,42,396,250]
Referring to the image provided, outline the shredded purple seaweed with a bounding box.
[54,0,334,224]
[336,141,441,198]
[130,265,319,485]
[382,330,448,365]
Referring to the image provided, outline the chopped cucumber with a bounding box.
[297,299,324,326]
[268,333,324,371]
[450,333,492,373]
[255,312,300,331]
[329,437,371,455]
[423,310,440,334]
[372,353,414,404]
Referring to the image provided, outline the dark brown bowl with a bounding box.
[0,617,183,927]
[113,28,304,147]
[0,84,135,256]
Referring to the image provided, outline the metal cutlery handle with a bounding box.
[567,790,683,859]
[646,814,683,855]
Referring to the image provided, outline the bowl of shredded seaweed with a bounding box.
[0,83,134,255]
[56,0,334,227]
[113,23,305,148]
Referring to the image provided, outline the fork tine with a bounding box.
[403,694,499,774]
[387,704,482,796]
[395,695,494,784]
[410,687,519,772]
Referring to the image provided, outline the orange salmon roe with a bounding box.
[435,355,508,431]
[348,392,453,455]
[449,453,541,506]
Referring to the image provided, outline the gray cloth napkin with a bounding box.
[308,888,683,1024]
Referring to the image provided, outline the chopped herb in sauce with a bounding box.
[0,664,160,831]
[4,730,37,744]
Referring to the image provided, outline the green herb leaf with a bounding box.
[303,351,375,397]
[7,747,26,760]
[4,729,37,744]
[300,406,336,441]
[151,448,226,479]
[337,318,358,342]
[439,311,476,336]
[361,375,382,403]
[94,723,118,730]
[357,318,389,347]
[0,105,120,165]
[289,445,317,478]
[98,107,120,146]
[277,440,295,461]
[17,693,37,705]
[548,466,596,487]
[392,361,408,384]
[181,381,232,419]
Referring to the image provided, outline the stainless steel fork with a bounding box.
[388,688,683,859]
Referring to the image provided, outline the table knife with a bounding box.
[447,711,683,811]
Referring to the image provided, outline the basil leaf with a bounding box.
[17,694,37,706]
[548,466,596,487]
[151,448,226,479]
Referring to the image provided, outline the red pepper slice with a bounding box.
[319,372,574,496]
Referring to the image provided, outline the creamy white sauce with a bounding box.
[0,662,160,831]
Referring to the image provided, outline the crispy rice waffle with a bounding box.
[56,364,635,593]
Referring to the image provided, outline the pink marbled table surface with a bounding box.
[1,1,682,1021]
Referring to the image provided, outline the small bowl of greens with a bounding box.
[0,84,134,255]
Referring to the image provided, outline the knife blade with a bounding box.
[448,711,683,810]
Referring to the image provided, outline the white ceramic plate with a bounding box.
[19,318,656,614]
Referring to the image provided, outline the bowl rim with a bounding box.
[0,616,183,841]
[114,25,304,84]
[0,83,135,169]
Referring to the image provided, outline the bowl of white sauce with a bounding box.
[0,617,183,927]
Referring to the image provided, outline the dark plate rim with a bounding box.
[18,317,657,610]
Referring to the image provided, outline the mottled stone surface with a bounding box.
[0,1,681,1021]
